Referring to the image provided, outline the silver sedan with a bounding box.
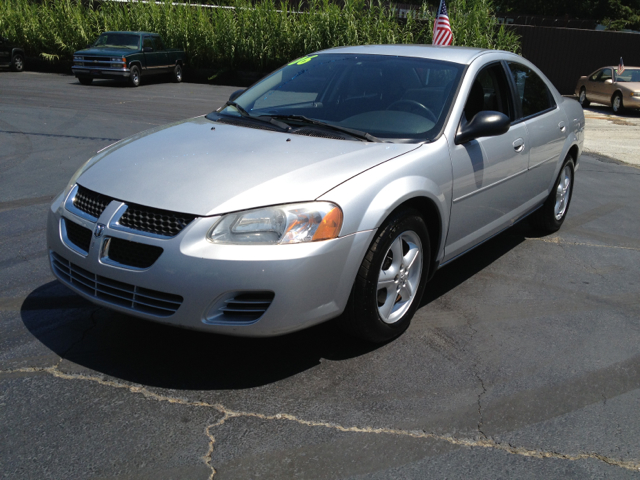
[47,45,585,343]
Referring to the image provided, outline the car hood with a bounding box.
[77,116,419,216]
[75,47,138,56]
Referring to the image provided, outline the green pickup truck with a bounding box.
[72,31,186,87]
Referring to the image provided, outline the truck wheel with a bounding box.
[129,65,141,87]
[172,64,183,83]
[78,77,93,85]
[11,53,24,72]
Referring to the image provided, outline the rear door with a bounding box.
[507,62,567,201]
[142,35,164,74]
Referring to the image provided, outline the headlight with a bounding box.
[207,202,343,245]
[631,92,640,97]
[73,56,82,61]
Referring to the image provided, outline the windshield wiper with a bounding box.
[222,102,290,132]
[268,114,386,143]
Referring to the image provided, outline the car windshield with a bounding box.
[93,33,140,49]
[210,53,464,142]
[616,68,640,82]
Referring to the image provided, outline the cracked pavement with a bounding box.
[1,73,640,479]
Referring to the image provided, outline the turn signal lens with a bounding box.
[311,206,343,241]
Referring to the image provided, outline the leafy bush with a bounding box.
[0,0,519,71]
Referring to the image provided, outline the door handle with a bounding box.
[558,121,566,132]
[513,138,525,153]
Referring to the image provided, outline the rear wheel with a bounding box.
[129,65,141,87]
[578,87,590,107]
[612,92,623,114]
[77,76,93,85]
[531,157,574,233]
[10,53,24,72]
[342,209,429,343]
[172,63,183,83]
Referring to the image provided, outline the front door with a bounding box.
[445,62,530,261]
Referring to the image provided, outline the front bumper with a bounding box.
[46,190,374,336]
[72,66,131,78]
[623,93,640,109]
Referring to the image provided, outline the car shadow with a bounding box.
[420,219,535,306]
[22,219,537,391]
[584,104,640,118]
[21,280,379,390]
[71,74,175,88]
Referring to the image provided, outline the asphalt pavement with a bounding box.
[1,72,640,479]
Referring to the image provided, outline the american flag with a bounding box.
[618,57,625,74]
[433,0,453,46]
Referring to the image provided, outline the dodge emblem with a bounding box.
[94,223,105,238]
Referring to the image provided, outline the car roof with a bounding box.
[316,44,517,65]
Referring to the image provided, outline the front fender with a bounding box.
[318,138,452,263]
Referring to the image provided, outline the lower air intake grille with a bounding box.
[74,185,112,219]
[220,292,275,321]
[107,237,163,269]
[50,251,182,317]
[64,219,92,253]
[119,203,196,237]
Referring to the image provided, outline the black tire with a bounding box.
[77,76,93,85]
[129,65,141,87]
[531,157,575,233]
[578,87,590,107]
[171,63,183,83]
[10,53,24,72]
[612,92,623,114]
[342,209,430,343]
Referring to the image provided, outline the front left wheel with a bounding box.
[612,92,624,114]
[129,65,141,87]
[342,209,430,343]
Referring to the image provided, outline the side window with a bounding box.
[463,63,513,122]
[143,37,153,50]
[507,63,555,118]
[600,68,612,82]
[589,70,601,82]
[152,37,165,51]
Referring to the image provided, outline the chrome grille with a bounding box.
[220,292,275,321]
[50,252,182,317]
[64,219,92,253]
[106,237,163,269]
[119,203,196,237]
[73,185,112,219]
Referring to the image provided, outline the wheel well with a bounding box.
[568,144,579,167]
[391,197,442,280]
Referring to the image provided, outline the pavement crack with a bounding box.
[2,365,640,475]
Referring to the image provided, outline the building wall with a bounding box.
[510,25,640,95]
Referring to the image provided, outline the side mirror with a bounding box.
[143,46,153,52]
[455,111,510,145]
[229,88,246,102]
[604,79,613,84]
